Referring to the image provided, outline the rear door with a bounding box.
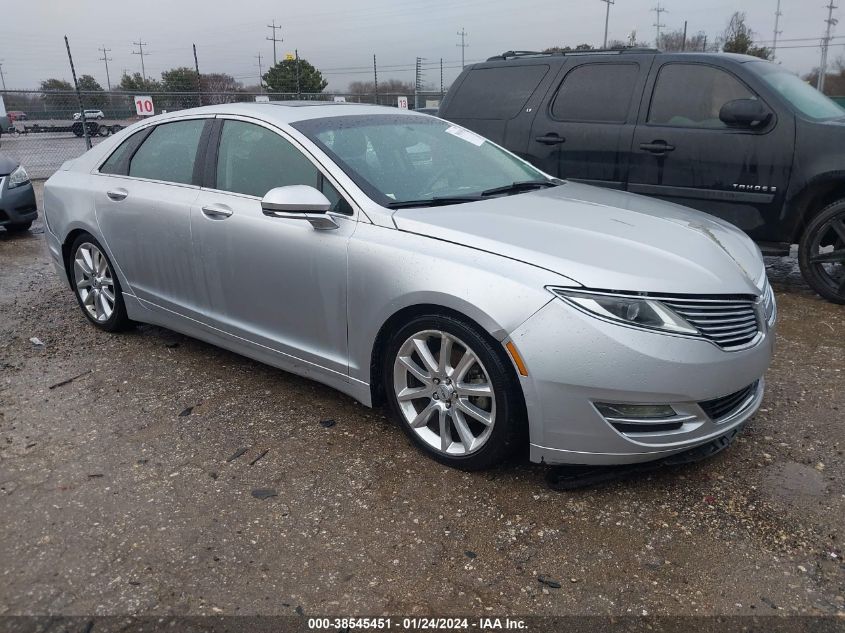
[93,117,212,319]
[526,58,650,187]
[628,60,794,239]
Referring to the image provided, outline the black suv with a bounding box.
[439,49,845,303]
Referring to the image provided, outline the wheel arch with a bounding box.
[368,302,522,408]
[789,173,845,243]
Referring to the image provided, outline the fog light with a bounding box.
[594,403,676,419]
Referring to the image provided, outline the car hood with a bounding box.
[392,182,765,295]
[0,154,18,176]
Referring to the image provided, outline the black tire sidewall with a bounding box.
[383,313,525,470]
[799,201,845,304]
[69,234,130,331]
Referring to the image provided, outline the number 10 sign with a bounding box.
[135,96,155,116]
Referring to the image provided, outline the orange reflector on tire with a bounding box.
[505,341,528,377]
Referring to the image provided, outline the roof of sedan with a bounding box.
[155,102,424,125]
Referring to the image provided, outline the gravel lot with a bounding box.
[1,183,843,618]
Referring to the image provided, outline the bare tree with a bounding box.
[657,29,708,52]
[723,12,772,59]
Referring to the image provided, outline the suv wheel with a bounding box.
[383,313,525,470]
[799,200,845,304]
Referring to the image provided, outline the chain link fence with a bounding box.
[0,89,445,179]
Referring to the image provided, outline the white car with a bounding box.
[73,110,105,120]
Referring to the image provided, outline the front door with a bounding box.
[191,118,356,376]
[526,59,649,188]
[628,61,794,241]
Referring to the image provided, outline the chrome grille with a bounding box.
[661,297,760,349]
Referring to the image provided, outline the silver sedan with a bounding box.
[43,103,776,470]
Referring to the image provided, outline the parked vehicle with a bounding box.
[0,153,37,232]
[439,49,845,303]
[7,111,28,122]
[43,103,775,470]
[73,110,105,120]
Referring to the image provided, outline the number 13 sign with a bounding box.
[135,96,155,116]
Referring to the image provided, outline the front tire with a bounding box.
[798,200,845,304]
[5,221,33,233]
[70,234,131,331]
[383,314,525,470]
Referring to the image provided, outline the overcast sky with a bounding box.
[0,0,842,93]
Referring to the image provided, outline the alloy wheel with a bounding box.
[73,243,116,323]
[807,212,845,299]
[392,329,496,456]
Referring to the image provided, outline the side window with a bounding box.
[99,130,147,175]
[648,64,756,128]
[128,120,205,184]
[551,63,640,123]
[215,120,319,197]
[445,65,550,119]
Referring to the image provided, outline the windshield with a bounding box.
[292,114,549,206]
[749,62,845,121]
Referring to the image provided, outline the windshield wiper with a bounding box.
[480,179,561,197]
[386,195,482,209]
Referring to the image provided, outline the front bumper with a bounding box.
[509,296,774,466]
[0,176,38,227]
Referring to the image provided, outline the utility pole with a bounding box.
[132,38,148,81]
[415,57,423,109]
[266,20,283,66]
[599,0,615,48]
[818,1,839,92]
[256,53,264,93]
[373,54,378,105]
[98,46,112,90]
[295,49,301,98]
[0,61,6,92]
[193,44,202,106]
[682,20,688,51]
[772,0,783,61]
[456,28,468,68]
[652,3,667,48]
[440,57,444,99]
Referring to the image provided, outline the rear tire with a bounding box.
[798,200,845,304]
[69,234,131,332]
[383,313,526,471]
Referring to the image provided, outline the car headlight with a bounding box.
[7,165,30,189]
[760,276,776,327]
[549,288,698,335]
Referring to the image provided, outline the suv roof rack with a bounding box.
[486,48,660,61]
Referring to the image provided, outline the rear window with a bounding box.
[445,64,550,120]
[550,63,640,123]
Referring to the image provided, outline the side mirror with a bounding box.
[261,185,338,230]
[719,99,772,129]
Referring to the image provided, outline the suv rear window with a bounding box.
[445,65,549,120]
[550,63,639,123]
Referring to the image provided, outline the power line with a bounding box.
[266,20,283,66]
[818,1,839,92]
[456,28,468,68]
[98,45,113,90]
[599,0,615,49]
[652,2,667,48]
[132,38,149,81]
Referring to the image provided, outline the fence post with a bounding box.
[64,35,91,150]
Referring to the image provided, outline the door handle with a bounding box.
[106,188,128,201]
[640,141,676,155]
[535,133,566,145]
[201,203,233,219]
